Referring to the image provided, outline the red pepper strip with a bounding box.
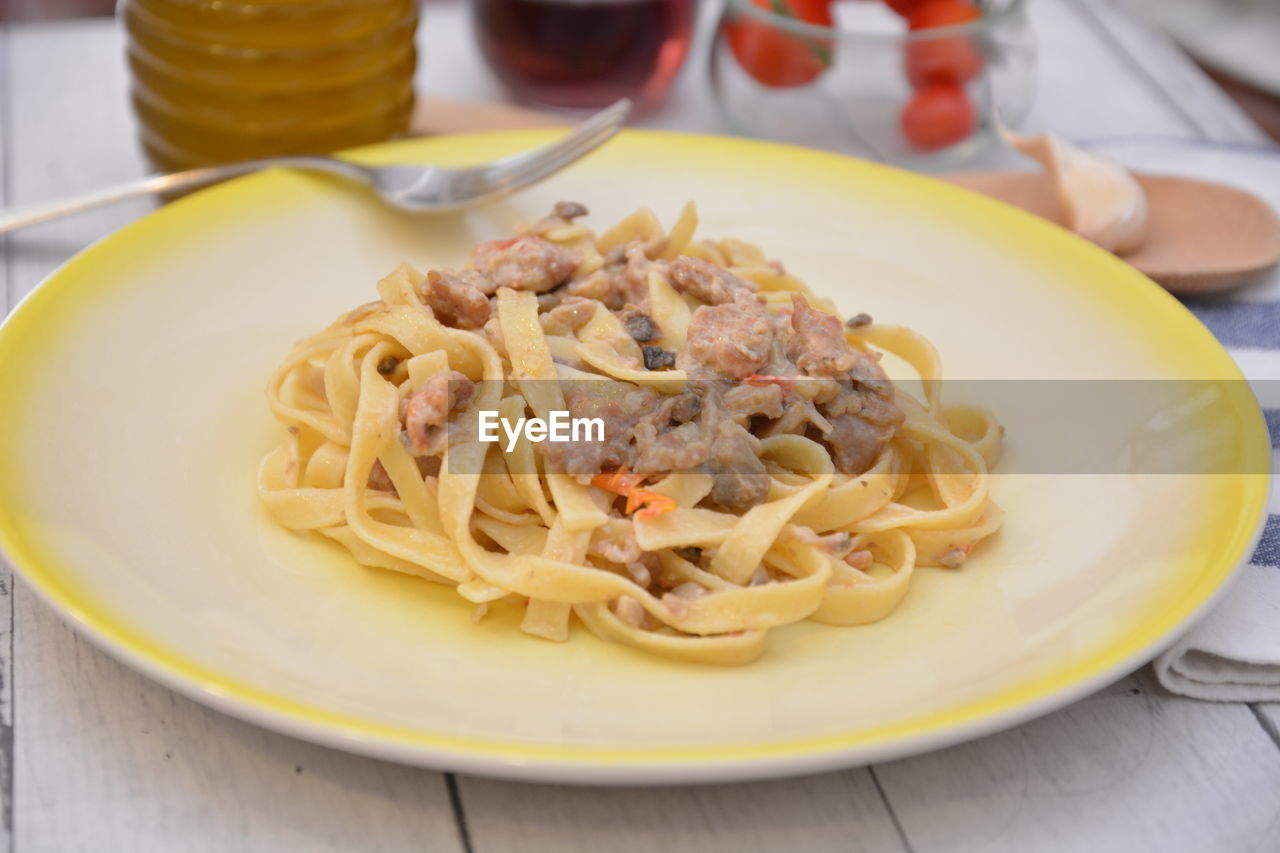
[626,490,677,520]
[743,374,795,395]
[591,468,645,496]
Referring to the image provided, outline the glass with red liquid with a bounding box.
[472,0,696,110]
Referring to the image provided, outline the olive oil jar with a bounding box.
[121,0,417,170]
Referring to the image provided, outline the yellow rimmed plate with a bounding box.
[0,131,1267,784]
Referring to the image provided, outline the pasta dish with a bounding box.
[259,203,1003,665]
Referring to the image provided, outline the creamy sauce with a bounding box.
[1002,129,1150,255]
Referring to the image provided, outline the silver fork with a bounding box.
[0,99,632,235]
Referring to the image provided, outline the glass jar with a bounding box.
[471,0,696,110]
[709,0,1036,168]
[121,0,418,171]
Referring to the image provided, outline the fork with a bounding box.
[0,99,632,235]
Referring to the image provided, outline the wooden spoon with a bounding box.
[944,171,1280,293]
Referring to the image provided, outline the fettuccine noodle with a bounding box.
[259,202,1003,665]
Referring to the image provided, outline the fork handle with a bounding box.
[0,156,364,235]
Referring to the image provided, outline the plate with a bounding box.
[0,130,1267,784]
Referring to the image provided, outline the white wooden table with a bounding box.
[2,2,1279,850]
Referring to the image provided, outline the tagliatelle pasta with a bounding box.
[258,202,1004,665]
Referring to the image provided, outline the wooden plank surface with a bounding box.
[455,674,1280,853]
[874,671,1280,852]
[459,769,908,853]
[14,616,466,853]
[1,7,1279,853]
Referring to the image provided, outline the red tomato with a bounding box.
[907,0,982,28]
[783,0,835,26]
[725,1,831,88]
[904,0,984,86]
[905,36,984,86]
[884,0,927,16]
[900,84,976,150]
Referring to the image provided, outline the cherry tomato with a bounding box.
[907,0,982,28]
[904,0,985,86]
[884,0,928,16]
[905,36,984,86]
[725,0,831,88]
[783,0,835,26]
[900,84,976,150]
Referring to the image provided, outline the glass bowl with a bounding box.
[709,0,1036,168]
